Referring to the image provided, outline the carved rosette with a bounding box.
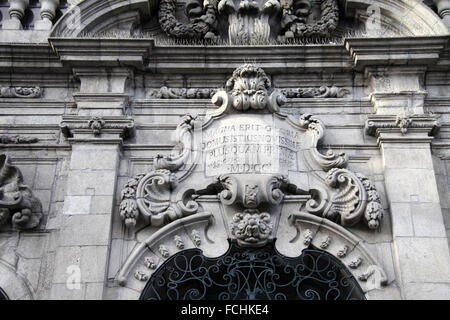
[231,209,273,247]
[0,154,42,230]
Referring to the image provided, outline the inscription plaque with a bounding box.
[201,115,303,177]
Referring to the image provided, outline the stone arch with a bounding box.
[115,210,389,300]
[0,259,35,300]
[50,0,157,37]
[341,0,449,36]
[51,0,449,38]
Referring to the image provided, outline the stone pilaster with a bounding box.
[48,117,134,299]
[365,66,428,115]
[72,67,133,116]
[366,115,450,299]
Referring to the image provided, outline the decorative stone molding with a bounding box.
[275,212,388,292]
[281,86,350,98]
[279,0,339,41]
[365,114,441,140]
[60,116,135,144]
[0,154,42,230]
[0,86,42,98]
[148,87,218,99]
[324,168,384,230]
[119,64,382,244]
[148,85,349,99]
[158,0,219,40]
[0,135,38,144]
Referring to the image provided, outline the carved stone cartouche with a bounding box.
[0,154,42,230]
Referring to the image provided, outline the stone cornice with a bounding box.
[60,115,135,144]
[345,36,449,71]
[48,38,153,69]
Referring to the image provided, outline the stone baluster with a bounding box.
[434,0,450,27]
[35,0,60,30]
[3,0,29,30]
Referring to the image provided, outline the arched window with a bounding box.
[0,287,9,300]
[140,242,365,300]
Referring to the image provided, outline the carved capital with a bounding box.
[60,116,135,144]
[365,114,440,142]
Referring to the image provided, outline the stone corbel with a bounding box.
[60,116,135,144]
[434,0,450,27]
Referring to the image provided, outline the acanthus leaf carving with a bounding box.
[0,154,43,230]
[0,86,42,98]
[281,86,350,99]
[323,168,384,230]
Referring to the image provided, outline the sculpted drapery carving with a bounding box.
[157,0,340,43]
[119,64,384,248]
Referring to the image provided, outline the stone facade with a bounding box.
[0,0,449,300]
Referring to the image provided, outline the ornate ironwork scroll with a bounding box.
[140,242,365,300]
[0,287,8,300]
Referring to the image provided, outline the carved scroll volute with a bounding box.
[324,168,384,230]
[0,154,42,230]
[211,64,286,116]
[135,169,180,226]
[217,174,288,209]
[299,114,348,171]
[154,115,200,173]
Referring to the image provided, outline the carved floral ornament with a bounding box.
[120,64,383,240]
[157,0,340,44]
[117,64,388,290]
[0,154,43,230]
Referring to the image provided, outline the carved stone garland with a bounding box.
[158,0,219,40]
[279,0,339,41]
[0,154,42,230]
[156,0,340,43]
[119,64,384,246]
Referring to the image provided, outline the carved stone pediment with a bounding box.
[120,64,384,249]
[0,154,42,230]
[156,0,340,44]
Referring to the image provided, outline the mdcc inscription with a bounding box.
[201,115,304,177]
